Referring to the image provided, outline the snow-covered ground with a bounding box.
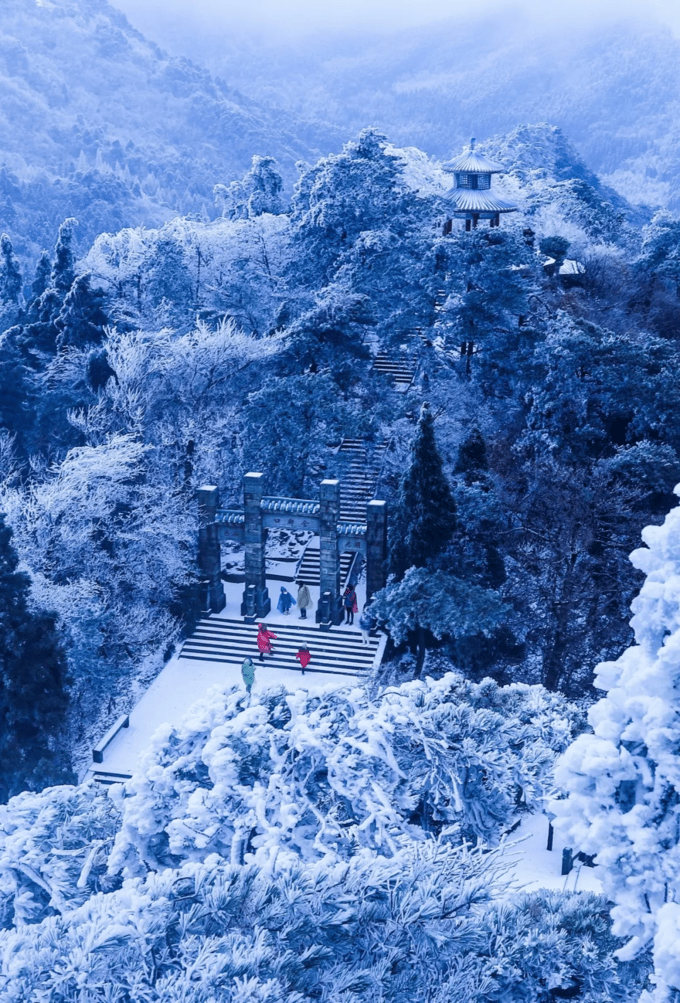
[90,573,598,895]
[90,577,370,778]
[504,810,602,895]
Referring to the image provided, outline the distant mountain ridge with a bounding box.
[0,0,341,263]
[159,13,680,214]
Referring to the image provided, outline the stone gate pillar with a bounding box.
[241,472,270,620]
[197,485,226,614]
[317,478,342,629]
[366,499,388,600]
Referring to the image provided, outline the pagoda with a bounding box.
[442,138,518,232]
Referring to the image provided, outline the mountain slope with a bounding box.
[0,0,341,263]
[158,13,680,212]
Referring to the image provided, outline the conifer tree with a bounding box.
[0,234,22,308]
[455,427,488,479]
[0,513,73,800]
[51,217,78,295]
[389,402,457,579]
[30,250,51,303]
[55,273,108,350]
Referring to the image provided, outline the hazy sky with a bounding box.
[116,0,680,39]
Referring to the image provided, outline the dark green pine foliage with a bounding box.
[0,513,73,800]
[56,274,108,350]
[0,234,22,307]
[454,427,488,480]
[51,218,77,295]
[389,402,457,580]
[30,250,51,302]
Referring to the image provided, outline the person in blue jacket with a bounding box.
[359,605,375,645]
[277,586,296,615]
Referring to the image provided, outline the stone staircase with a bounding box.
[372,353,415,390]
[180,618,381,678]
[338,438,389,523]
[297,546,354,587]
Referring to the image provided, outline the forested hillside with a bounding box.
[0,123,679,795]
[153,11,680,211]
[2,2,680,995]
[0,0,339,265]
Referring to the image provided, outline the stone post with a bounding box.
[241,472,270,621]
[197,485,226,614]
[366,499,388,601]
[317,479,342,629]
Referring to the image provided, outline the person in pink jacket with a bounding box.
[256,623,277,662]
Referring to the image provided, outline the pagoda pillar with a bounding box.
[197,485,226,614]
[317,479,342,629]
[241,472,270,621]
[366,499,388,600]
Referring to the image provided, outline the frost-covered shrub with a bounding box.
[0,845,647,1003]
[109,672,580,877]
[0,785,120,928]
[555,485,680,999]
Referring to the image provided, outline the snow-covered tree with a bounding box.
[108,672,576,878]
[0,513,73,799]
[389,402,457,580]
[371,567,507,675]
[214,155,285,219]
[555,484,680,1000]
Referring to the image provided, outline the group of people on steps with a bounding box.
[241,581,377,695]
[276,582,360,625]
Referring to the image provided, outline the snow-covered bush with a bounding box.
[555,485,680,999]
[108,672,580,878]
[0,785,120,928]
[0,847,646,1003]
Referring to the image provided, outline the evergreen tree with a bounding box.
[0,234,22,307]
[389,402,457,579]
[30,250,51,302]
[454,427,488,479]
[55,273,108,350]
[0,513,73,800]
[51,217,78,295]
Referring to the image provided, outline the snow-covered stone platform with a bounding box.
[86,578,386,784]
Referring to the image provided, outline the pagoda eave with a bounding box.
[452,208,518,220]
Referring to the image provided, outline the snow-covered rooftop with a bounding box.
[446,188,518,213]
[444,149,506,175]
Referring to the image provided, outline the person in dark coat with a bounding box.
[257,623,277,661]
[241,657,256,694]
[343,585,358,625]
[277,586,296,615]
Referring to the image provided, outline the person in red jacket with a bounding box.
[256,622,277,662]
[295,645,311,674]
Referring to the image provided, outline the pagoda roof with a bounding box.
[444,149,506,174]
[446,188,518,213]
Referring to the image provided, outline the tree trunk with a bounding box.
[415,625,426,678]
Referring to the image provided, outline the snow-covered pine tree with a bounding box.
[0,513,73,799]
[0,234,22,317]
[30,250,51,303]
[389,401,457,580]
[555,484,680,1000]
[51,218,77,295]
[55,273,108,350]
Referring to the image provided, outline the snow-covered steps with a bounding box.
[338,438,389,522]
[179,618,383,678]
[297,548,354,587]
[372,353,415,390]
[92,768,133,786]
